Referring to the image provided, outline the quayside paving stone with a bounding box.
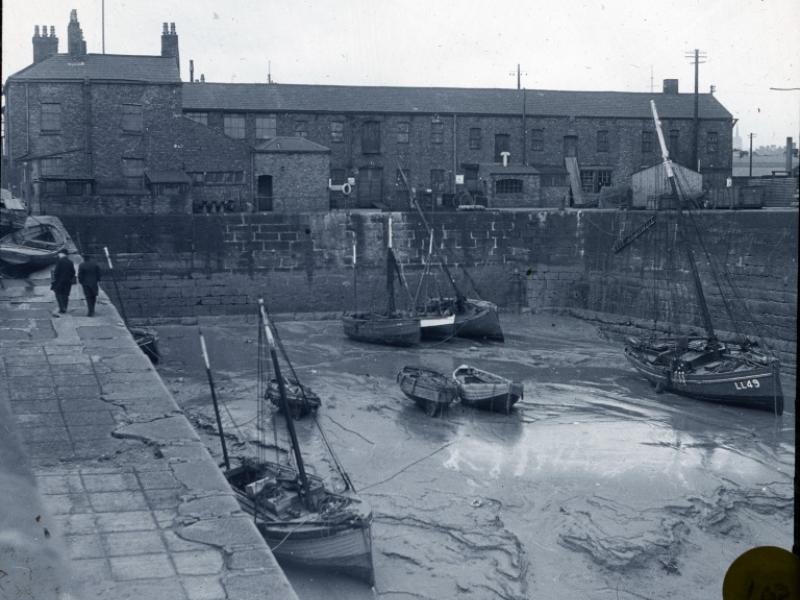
[1,271,299,600]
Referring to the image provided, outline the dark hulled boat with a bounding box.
[265,376,322,419]
[419,297,503,342]
[452,364,523,414]
[396,366,459,417]
[620,101,783,415]
[130,327,160,364]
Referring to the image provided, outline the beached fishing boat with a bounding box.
[265,376,321,419]
[207,300,375,584]
[0,220,67,268]
[452,364,523,414]
[397,366,459,417]
[342,217,420,346]
[0,189,27,235]
[620,101,783,415]
[130,327,160,364]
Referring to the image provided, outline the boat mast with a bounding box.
[258,299,310,498]
[198,329,231,471]
[397,165,467,307]
[650,101,717,342]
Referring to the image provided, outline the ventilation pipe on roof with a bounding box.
[501,151,510,167]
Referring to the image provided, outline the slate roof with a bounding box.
[182,82,732,120]
[7,54,180,83]
[254,136,330,153]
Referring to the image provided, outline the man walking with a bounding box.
[78,254,102,316]
[51,251,75,316]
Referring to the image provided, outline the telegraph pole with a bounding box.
[685,49,707,171]
[509,64,526,90]
[748,133,755,177]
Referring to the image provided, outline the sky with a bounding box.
[3,0,799,147]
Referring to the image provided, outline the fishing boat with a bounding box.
[0,189,27,235]
[0,220,67,268]
[206,300,375,584]
[342,217,421,346]
[396,366,459,417]
[398,167,504,342]
[621,101,783,415]
[130,327,160,364]
[452,364,523,414]
[265,376,322,419]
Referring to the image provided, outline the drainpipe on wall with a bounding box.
[452,113,457,194]
[84,79,93,183]
[25,83,30,157]
[522,88,527,166]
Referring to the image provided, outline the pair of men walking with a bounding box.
[51,252,102,317]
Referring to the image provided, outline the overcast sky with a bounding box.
[3,0,799,147]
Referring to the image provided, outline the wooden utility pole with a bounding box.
[685,49,707,170]
[749,133,755,177]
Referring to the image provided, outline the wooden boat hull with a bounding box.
[420,299,504,342]
[130,327,160,364]
[0,222,67,268]
[226,463,375,585]
[624,340,783,414]
[453,365,523,414]
[342,313,420,346]
[419,314,456,339]
[265,378,321,419]
[397,366,458,416]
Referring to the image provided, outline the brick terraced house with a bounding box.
[2,10,734,215]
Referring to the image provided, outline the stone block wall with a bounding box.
[60,208,797,368]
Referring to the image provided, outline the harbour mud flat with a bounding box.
[154,313,794,600]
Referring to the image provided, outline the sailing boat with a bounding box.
[623,101,783,415]
[341,217,421,346]
[207,300,375,583]
[398,167,504,342]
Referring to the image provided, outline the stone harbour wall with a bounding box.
[60,208,798,368]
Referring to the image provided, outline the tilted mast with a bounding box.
[650,100,717,342]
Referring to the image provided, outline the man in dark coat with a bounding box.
[78,255,102,317]
[51,251,75,316]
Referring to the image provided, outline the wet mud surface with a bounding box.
[154,314,794,599]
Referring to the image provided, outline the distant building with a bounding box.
[2,11,735,215]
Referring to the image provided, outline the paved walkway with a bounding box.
[0,261,298,600]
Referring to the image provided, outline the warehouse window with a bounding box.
[430,169,445,192]
[707,131,719,154]
[641,131,654,153]
[580,169,612,193]
[596,130,609,153]
[431,120,444,144]
[186,112,208,126]
[256,115,277,139]
[397,122,410,144]
[495,178,523,194]
[669,129,680,156]
[494,134,510,162]
[362,121,381,154]
[224,114,245,138]
[330,121,344,143]
[121,104,143,133]
[122,157,145,189]
[469,127,481,150]
[41,157,63,176]
[530,129,544,152]
[294,119,308,138]
[41,103,62,133]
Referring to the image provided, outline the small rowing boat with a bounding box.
[452,364,523,414]
[265,377,322,419]
[0,221,67,268]
[396,366,458,417]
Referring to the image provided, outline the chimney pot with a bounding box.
[170,22,176,34]
[200,74,205,83]
[162,22,168,34]
[34,25,40,36]
[50,26,56,37]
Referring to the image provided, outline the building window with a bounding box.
[642,131,654,153]
[224,114,245,139]
[597,130,609,153]
[256,115,277,139]
[41,157,63,176]
[294,120,308,138]
[707,131,719,154]
[41,103,61,133]
[121,104,143,133]
[495,178,523,194]
[494,134,510,163]
[186,112,208,126]
[397,122,410,144]
[580,169,612,193]
[431,120,444,144]
[530,129,544,152]
[669,129,679,156]
[362,121,381,154]
[66,181,85,196]
[122,157,145,189]
[330,121,344,143]
[330,168,346,185]
[430,169,445,192]
[469,127,481,150]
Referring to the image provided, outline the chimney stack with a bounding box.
[161,21,180,77]
[787,138,794,173]
[33,24,59,63]
[200,74,205,83]
[67,9,87,57]
[189,59,194,83]
[662,79,679,94]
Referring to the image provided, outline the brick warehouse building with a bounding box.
[2,10,734,215]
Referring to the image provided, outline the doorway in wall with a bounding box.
[257,175,273,211]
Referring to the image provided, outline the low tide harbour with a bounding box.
[154,313,794,600]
